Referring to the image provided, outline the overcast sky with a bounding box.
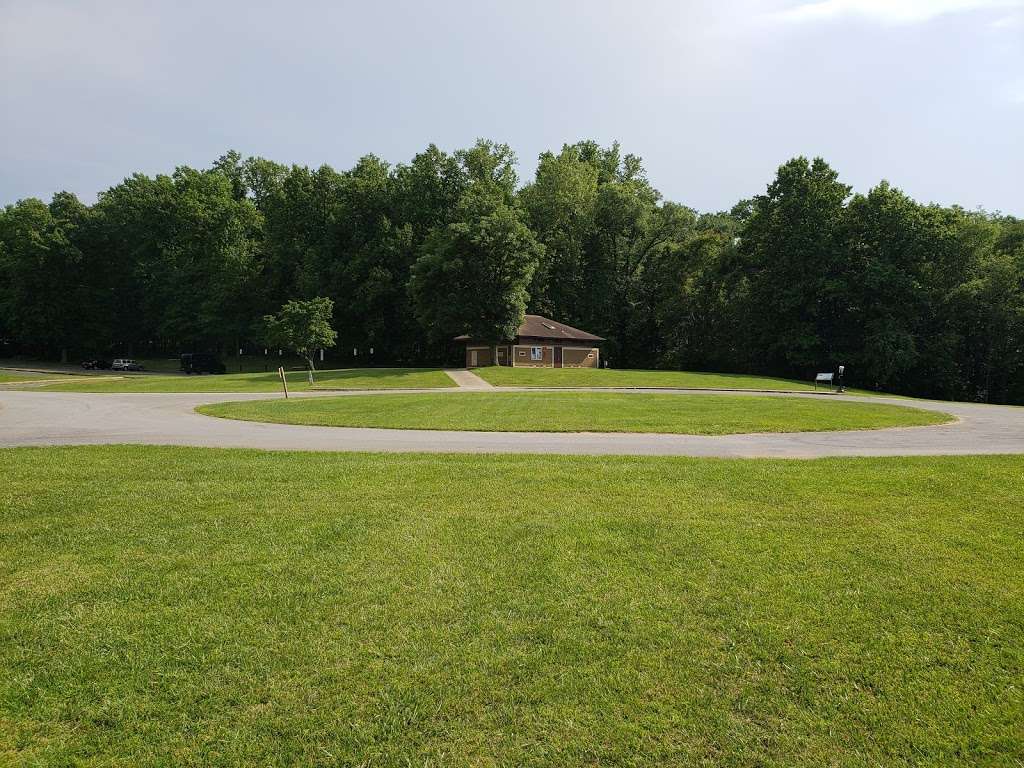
[2,0,1022,214]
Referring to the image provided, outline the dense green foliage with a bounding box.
[406,140,544,343]
[199,392,949,434]
[1,143,1021,401]
[2,446,1022,765]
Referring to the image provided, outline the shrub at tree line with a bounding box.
[0,141,1020,403]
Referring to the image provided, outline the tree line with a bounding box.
[1,140,1021,402]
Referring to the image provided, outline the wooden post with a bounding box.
[278,366,289,399]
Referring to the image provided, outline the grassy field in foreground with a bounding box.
[1,447,1021,766]
[12,367,453,393]
[475,366,876,393]
[199,392,949,434]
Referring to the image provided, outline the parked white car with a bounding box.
[111,359,144,371]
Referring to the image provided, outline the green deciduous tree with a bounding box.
[738,156,852,374]
[262,297,338,372]
[409,188,544,343]
[520,145,599,321]
[0,194,99,361]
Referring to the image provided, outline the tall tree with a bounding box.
[520,145,599,320]
[0,194,103,360]
[738,157,851,374]
[409,187,543,343]
[949,250,1024,402]
[840,182,930,390]
[639,212,745,371]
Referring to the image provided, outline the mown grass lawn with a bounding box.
[0,370,74,384]
[16,367,453,393]
[474,366,883,394]
[198,392,949,434]
[133,356,312,374]
[1,446,1021,766]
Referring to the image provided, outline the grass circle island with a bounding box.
[197,392,951,435]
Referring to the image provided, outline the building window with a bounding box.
[531,347,543,361]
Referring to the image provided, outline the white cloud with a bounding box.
[776,0,1024,24]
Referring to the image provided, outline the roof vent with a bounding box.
[542,322,556,330]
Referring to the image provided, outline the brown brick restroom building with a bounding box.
[455,315,603,368]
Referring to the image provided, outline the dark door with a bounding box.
[554,346,563,368]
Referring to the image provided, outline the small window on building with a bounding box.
[531,347,543,361]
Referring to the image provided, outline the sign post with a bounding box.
[278,366,289,399]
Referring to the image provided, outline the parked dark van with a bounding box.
[180,353,226,375]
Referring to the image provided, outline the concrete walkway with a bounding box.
[444,369,494,388]
[2,388,1023,457]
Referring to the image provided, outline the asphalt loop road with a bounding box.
[2,387,1023,458]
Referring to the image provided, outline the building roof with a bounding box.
[454,315,604,343]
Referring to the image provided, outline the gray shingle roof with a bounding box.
[454,315,604,343]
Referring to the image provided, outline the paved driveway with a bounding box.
[2,388,1023,457]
